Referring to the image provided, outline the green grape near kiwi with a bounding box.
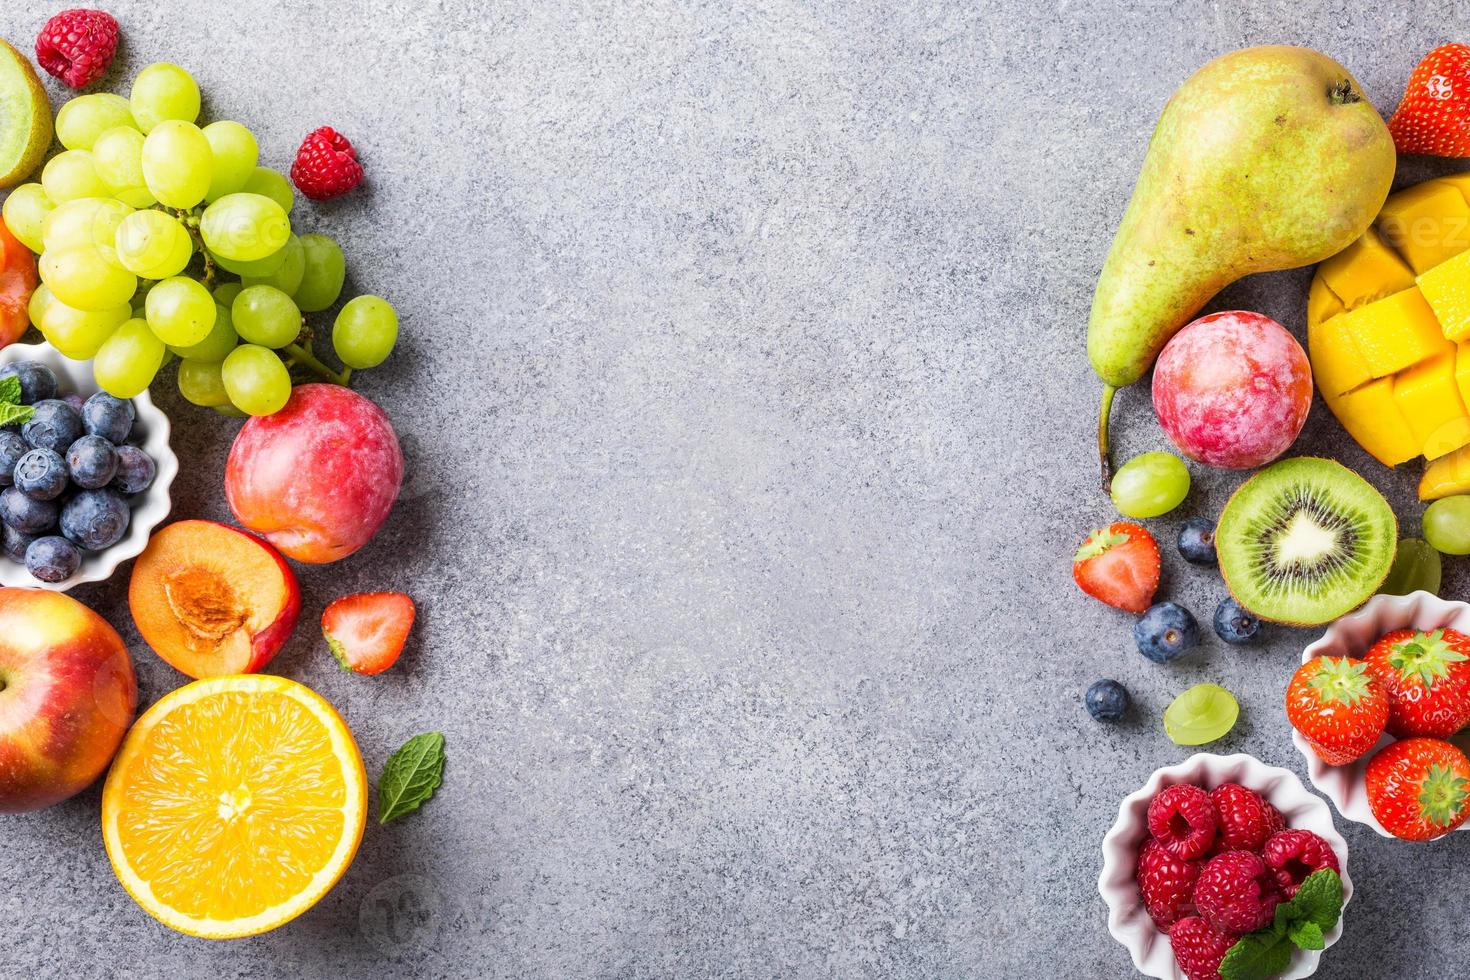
[1381,538,1442,597]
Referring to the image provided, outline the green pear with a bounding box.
[1089,45,1395,486]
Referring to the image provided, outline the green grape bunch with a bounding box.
[1,63,399,417]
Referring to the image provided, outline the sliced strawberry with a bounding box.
[322,591,416,675]
[1073,522,1159,614]
[1388,44,1470,157]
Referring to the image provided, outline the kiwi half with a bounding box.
[1217,457,1396,626]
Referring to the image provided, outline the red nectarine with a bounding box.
[0,219,36,349]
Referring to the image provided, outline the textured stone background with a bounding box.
[0,1,1467,977]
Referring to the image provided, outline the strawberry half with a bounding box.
[1388,44,1470,157]
[1364,628,1470,738]
[1073,522,1159,614]
[322,591,416,675]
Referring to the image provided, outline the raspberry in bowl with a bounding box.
[1099,754,1352,980]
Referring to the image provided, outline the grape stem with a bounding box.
[284,344,350,386]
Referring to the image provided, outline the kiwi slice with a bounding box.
[0,39,51,189]
[1217,457,1396,626]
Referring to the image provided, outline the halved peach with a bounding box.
[129,520,301,679]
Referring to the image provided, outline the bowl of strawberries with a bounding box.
[1100,753,1351,980]
[1289,591,1470,842]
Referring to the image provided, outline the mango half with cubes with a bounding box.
[1306,173,1470,498]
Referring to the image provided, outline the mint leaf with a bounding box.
[0,402,35,429]
[0,375,21,405]
[377,731,445,824]
[1288,920,1325,951]
[1286,869,1344,930]
[1220,932,1292,980]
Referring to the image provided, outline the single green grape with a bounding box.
[1110,451,1190,518]
[242,166,294,213]
[40,296,130,359]
[130,63,201,133]
[294,233,345,312]
[92,126,155,207]
[1424,497,1470,556]
[94,319,166,398]
[141,120,213,209]
[333,295,398,369]
[41,150,109,202]
[222,344,292,416]
[177,358,231,407]
[2,183,54,253]
[200,193,290,262]
[115,210,194,279]
[56,94,137,150]
[41,245,137,311]
[1164,684,1239,746]
[1381,538,1443,596]
[42,197,131,256]
[213,281,243,306]
[232,285,302,348]
[170,304,238,361]
[27,282,52,328]
[202,121,259,202]
[144,277,217,347]
[242,234,305,296]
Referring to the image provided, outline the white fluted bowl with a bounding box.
[1099,753,1352,980]
[0,343,176,591]
[1295,591,1470,839]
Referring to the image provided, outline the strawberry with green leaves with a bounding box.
[1285,656,1388,765]
[1072,522,1159,614]
[1366,737,1470,841]
[1364,628,1470,737]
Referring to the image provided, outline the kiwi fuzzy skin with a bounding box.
[0,39,52,189]
[1218,456,1398,628]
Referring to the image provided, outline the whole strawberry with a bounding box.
[1147,784,1217,860]
[35,9,119,90]
[1367,737,1470,841]
[1169,915,1235,980]
[1073,522,1159,614]
[1262,829,1340,898]
[1364,628,1470,737]
[1285,655,1389,764]
[1137,838,1200,928]
[291,126,365,201]
[1193,850,1280,934]
[1388,44,1470,157]
[1208,783,1283,853]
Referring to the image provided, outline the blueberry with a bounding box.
[14,449,68,500]
[1214,598,1261,645]
[25,535,80,583]
[0,430,26,486]
[0,486,58,534]
[1086,679,1131,722]
[0,361,58,405]
[1135,602,1201,663]
[81,392,135,445]
[2,525,37,563]
[111,445,156,494]
[65,435,118,490]
[1177,517,1217,567]
[63,394,85,414]
[22,400,83,452]
[60,488,130,550]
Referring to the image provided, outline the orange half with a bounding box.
[101,675,366,938]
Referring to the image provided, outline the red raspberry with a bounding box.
[1262,829,1340,898]
[1136,838,1201,928]
[290,127,365,200]
[1147,784,1218,860]
[35,10,119,90]
[1193,851,1280,934]
[1208,783,1284,853]
[1169,915,1235,980]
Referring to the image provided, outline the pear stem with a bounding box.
[1329,79,1360,105]
[1098,384,1117,493]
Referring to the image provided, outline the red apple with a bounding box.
[0,588,136,812]
[129,520,301,679]
[1153,311,1312,469]
[225,384,403,564]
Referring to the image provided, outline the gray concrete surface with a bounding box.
[0,1,1467,977]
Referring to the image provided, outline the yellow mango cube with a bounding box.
[1421,443,1470,499]
[1378,181,1470,274]
[1318,228,1416,309]
[1436,172,1470,207]
[1392,349,1470,459]
[1308,311,1372,396]
[1418,248,1470,342]
[1456,344,1470,409]
[1307,277,1344,327]
[1328,378,1421,466]
[1338,287,1451,378]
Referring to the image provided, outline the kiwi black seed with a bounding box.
[1216,457,1397,627]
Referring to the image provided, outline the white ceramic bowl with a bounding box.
[0,343,176,591]
[1294,591,1470,839]
[1099,753,1352,980]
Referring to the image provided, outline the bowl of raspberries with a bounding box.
[1099,754,1351,980]
[0,344,176,590]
